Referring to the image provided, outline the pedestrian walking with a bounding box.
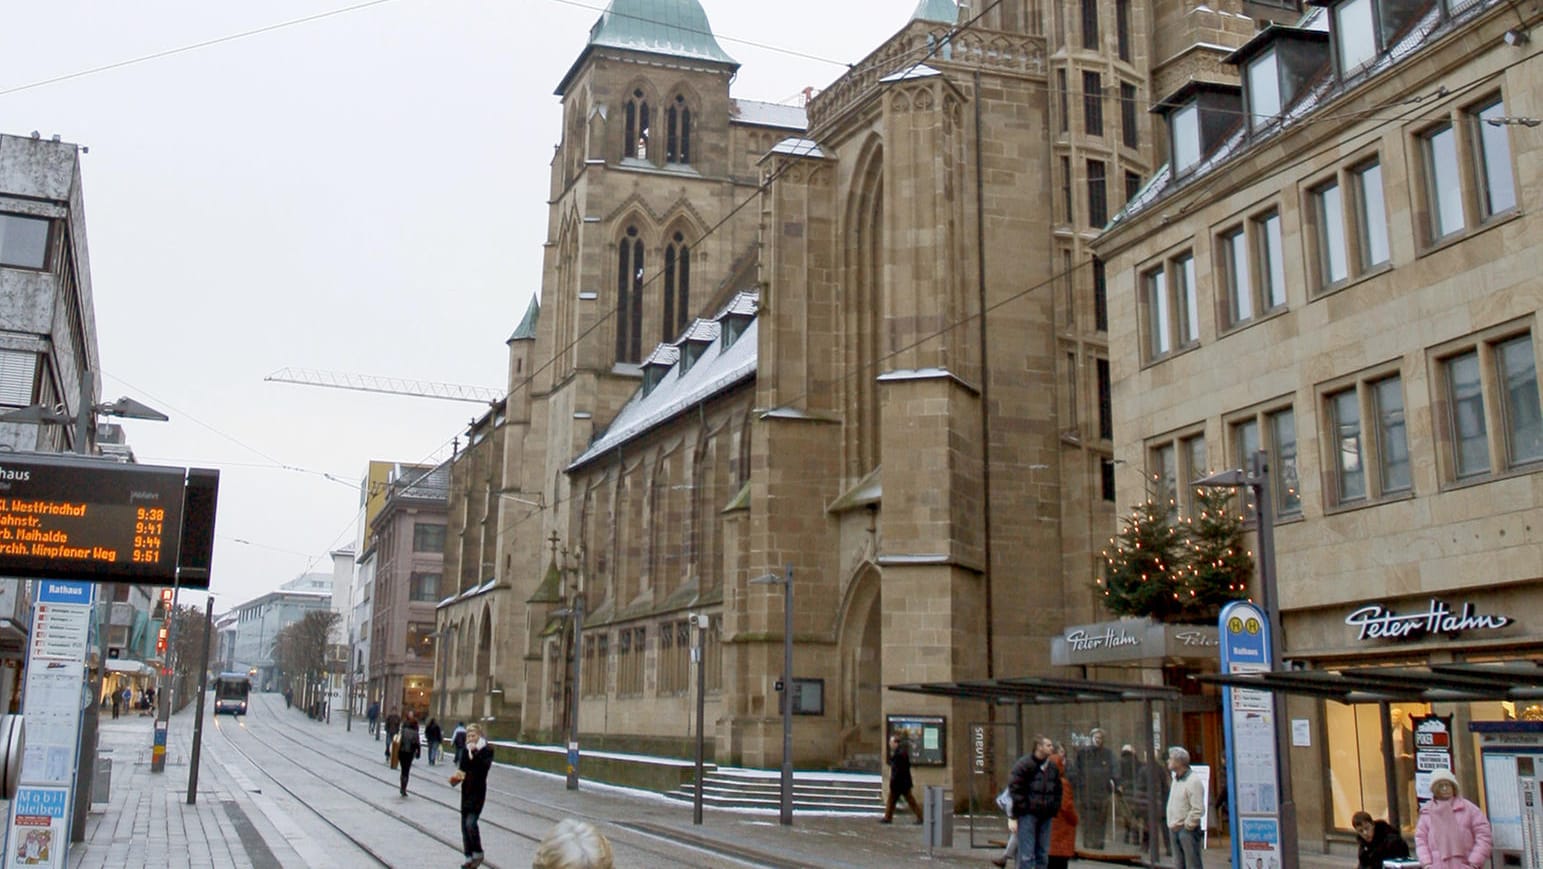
[1353,810,1410,868]
[396,711,421,796]
[384,709,401,761]
[1008,735,1062,869]
[449,722,495,868]
[1415,769,1492,869]
[283,687,293,709]
[879,733,923,824]
[452,721,467,766]
[367,700,380,738]
[1048,750,1079,869]
[110,690,120,719]
[1165,746,1206,869]
[425,718,443,765]
[532,819,613,869]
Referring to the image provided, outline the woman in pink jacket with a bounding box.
[1415,769,1491,869]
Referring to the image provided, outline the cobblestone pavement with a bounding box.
[68,693,1359,868]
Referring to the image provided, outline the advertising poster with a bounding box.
[8,787,66,868]
[1238,817,1281,868]
[886,715,947,766]
[1412,714,1454,806]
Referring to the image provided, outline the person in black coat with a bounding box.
[383,709,401,760]
[396,711,421,796]
[1353,811,1410,869]
[450,722,495,869]
[1009,735,1063,869]
[424,719,443,765]
[880,734,924,824]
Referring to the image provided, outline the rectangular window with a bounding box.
[1446,351,1489,478]
[1087,159,1107,227]
[1353,161,1390,269]
[1222,227,1252,326]
[1057,69,1069,133]
[1084,72,1104,136]
[1121,82,1139,149]
[409,572,441,602]
[1061,156,1073,222]
[1147,430,1206,517]
[1422,125,1464,241]
[1181,434,1207,515]
[1125,171,1142,204]
[1146,267,1171,358]
[1172,104,1200,172]
[1498,335,1543,465]
[1101,458,1117,502]
[1472,99,1517,218]
[1081,0,1099,48]
[1093,257,1108,332]
[0,214,50,270]
[1176,254,1199,345]
[1116,0,1132,60]
[1336,0,1376,73]
[1151,441,1177,511]
[1096,357,1112,440]
[0,350,40,407]
[1314,180,1349,285]
[1258,210,1287,309]
[1247,49,1281,130]
[1329,389,1366,502]
[1269,408,1301,516]
[1065,352,1079,432]
[1374,376,1411,495]
[412,523,446,553]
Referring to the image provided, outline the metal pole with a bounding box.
[694,614,707,825]
[565,590,584,791]
[69,366,96,841]
[346,666,354,732]
[780,563,793,827]
[1145,698,1158,869]
[1250,450,1298,867]
[187,596,214,804]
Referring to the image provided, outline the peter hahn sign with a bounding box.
[1344,599,1512,642]
[1051,617,1219,666]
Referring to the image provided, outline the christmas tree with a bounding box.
[1099,488,1253,623]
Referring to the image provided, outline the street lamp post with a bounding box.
[556,589,585,791]
[1193,450,1298,867]
[749,564,795,827]
[691,612,709,826]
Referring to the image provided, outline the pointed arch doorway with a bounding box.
[838,564,883,770]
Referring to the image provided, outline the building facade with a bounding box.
[366,463,447,719]
[229,574,332,690]
[1095,0,1542,853]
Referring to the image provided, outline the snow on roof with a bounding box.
[768,137,825,159]
[732,98,807,131]
[880,63,942,83]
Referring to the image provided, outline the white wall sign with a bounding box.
[1344,599,1511,642]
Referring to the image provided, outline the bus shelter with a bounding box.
[891,677,1181,866]
[1200,659,1543,857]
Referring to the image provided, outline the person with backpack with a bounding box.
[396,711,421,796]
[1008,735,1062,869]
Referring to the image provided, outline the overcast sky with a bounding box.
[0,0,912,612]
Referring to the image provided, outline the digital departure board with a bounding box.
[0,453,217,587]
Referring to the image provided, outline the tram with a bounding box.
[212,672,252,715]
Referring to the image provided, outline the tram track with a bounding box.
[237,697,796,864]
[211,712,487,868]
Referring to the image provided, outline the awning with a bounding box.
[890,676,1180,705]
[105,660,149,675]
[1197,660,1543,703]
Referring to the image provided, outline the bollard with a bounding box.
[149,720,168,773]
[923,785,954,852]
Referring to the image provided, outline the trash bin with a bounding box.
[923,785,953,848]
[91,755,111,806]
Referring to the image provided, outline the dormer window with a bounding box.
[680,341,708,373]
[1172,104,1201,172]
[720,314,750,349]
[1329,0,1436,77]
[1247,50,1282,129]
[642,363,669,395]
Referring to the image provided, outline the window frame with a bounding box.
[1317,365,1413,511]
[1226,400,1303,520]
[0,213,53,271]
[1145,427,1207,517]
[1140,249,1201,363]
[1083,71,1105,137]
[1171,103,1201,174]
[1430,323,1543,487]
[1120,82,1140,149]
[1087,159,1108,228]
[1303,153,1391,295]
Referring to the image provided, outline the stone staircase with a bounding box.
[665,768,885,815]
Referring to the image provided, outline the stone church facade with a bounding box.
[434,0,1241,791]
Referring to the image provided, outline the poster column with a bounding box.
[1220,600,1281,869]
[5,580,96,869]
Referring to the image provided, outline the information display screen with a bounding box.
[0,453,187,583]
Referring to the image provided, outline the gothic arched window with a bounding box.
[624,90,651,160]
[663,231,691,340]
[666,95,691,164]
[616,225,644,363]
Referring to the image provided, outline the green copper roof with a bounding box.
[911,0,958,23]
[559,0,737,94]
[589,0,734,63]
[508,296,539,342]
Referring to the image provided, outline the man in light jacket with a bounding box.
[1165,746,1206,868]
